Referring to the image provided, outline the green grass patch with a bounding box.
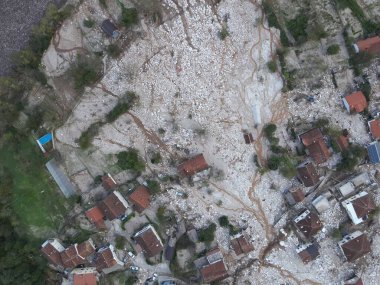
[327,44,340,55]
[0,138,67,231]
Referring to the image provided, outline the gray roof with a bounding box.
[101,19,119,38]
[46,159,76,198]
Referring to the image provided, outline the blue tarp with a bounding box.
[38,133,53,145]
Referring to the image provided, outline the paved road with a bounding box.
[0,0,66,76]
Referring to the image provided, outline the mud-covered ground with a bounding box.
[0,0,66,76]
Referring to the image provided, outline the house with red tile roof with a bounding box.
[72,268,98,285]
[60,239,96,269]
[41,239,65,268]
[342,91,367,113]
[102,173,117,190]
[338,231,371,262]
[128,185,151,213]
[297,161,320,187]
[284,187,306,205]
[354,36,380,55]
[294,210,322,239]
[230,234,254,256]
[342,191,376,225]
[197,247,229,283]
[98,191,129,221]
[299,129,331,164]
[177,154,209,176]
[134,224,163,258]
[368,118,380,140]
[93,245,124,274]
[85,207,106,230]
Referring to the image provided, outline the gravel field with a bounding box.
[0,0,66,76]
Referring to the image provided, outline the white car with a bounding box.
[152,273,158,280]
[127,251,136,258]
[130,266,139,272]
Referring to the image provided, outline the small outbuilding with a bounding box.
[342,91,367,113]
[101,19,119,38]
[177,154,209,176]
[128,185,151,213]
[296,243,319,263]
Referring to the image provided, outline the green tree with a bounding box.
[267,60,277,72]
[121,7,139,28]
[117,149,145,172]
[218,216,229,227]
[198,223,217,243]
[327,44,340,55]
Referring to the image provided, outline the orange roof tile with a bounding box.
[85,207,106,230]
[128,185,151,213]
[201,260,229,283]
[73,272,97,285]
[369,119,380,140]
[344,91,367,113]
[357,36,380,55]
[177,154,209,176]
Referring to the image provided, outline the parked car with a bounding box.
[130,266,139,272]
[127,251,136,258]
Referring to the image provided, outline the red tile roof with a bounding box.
[85,207,106,230]
[351,193,376,219]
[102,174,117,190]
[357,36,380,55]
[341,234,371,262]
[344,91,367,113]
[308,140,331,164]
[61,240,95,269]
[98,192,127,220]
[93,248,118,271]
[61,245,84,268]
[336,135,350,152]
[134,226,163,258]
[295,211,322,239]
[177,154,209,176]
[41,242,63,267]
[73,272,97,285]
[231,235,254,256]
[128,185,151,213]
[201,260,229,283]
[299,129,324,147]
[369,119,380,140]
[297,162,319,187]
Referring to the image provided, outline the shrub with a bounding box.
[115,235,126,250]
[117,149,145,172]
[267,60,277,73]
[327,44,340,55]
[121,7,139,28]
[78,123,101,149]
[198,223,217,243]
[70,56,102,91]
[147,180,161,194]
[267,155,281,170]
[158,128,166,135]
[106,103,130,123]
[264,123,277,138]
[218,26,229,40]
[107,44,122,58]
[218,216,229,227]
[83,18,95,28]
